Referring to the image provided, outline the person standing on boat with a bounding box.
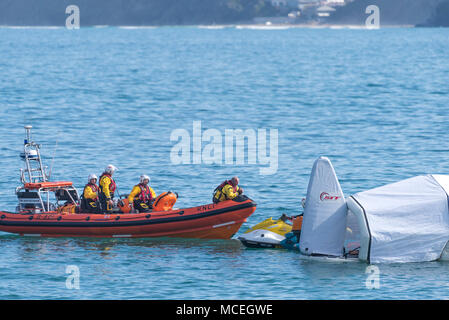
[213,176,243,203]
[128,175,156,213]
[82,174,100,213]
[99,164,118,213]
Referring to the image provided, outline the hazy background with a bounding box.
[0,0,448,27]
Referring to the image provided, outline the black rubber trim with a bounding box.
[349,195,372,264]
[231,195,252,203]
[238,238,277,249]
[0,201,256,228]
[310,253,342,258]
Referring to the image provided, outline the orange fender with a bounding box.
[292,216,303,231]
[118,199,131,214]
[153,192,178,212]
[58,203,77,215]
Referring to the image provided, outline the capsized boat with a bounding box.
[0,126,256,239]
[238,216,293,248]
[289,156,360,261]
[239,156,359,262]
[295,156,449,263]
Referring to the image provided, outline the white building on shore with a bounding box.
[316,5,336,17]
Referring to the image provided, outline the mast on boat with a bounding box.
[20,125,48,184]
[15,126,79,213]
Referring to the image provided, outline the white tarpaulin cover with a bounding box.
[351,175,449,263]
[299,157,347,257]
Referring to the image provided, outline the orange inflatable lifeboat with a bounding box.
[0,126,257,239]
[0,195,256,239]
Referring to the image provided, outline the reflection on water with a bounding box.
[2,230,449,299]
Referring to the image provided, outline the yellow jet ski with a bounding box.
[238,216,293,248]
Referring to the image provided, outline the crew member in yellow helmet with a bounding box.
[82,174,100,213]
[128,175,156,213]
[99,164,118,213]
[213,176,243,203]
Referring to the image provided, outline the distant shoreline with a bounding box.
[0,23,420,29]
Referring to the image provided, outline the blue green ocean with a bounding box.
[0,26,449,299]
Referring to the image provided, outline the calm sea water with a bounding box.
[0,26,449,299]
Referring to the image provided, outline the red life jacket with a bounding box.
[100,173,116,193]
[137,184,153,203]
[84,183,99,201]
[214,180,237,200]
[218,180,237,192]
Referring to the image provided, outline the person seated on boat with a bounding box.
[81,174,100,213]
[127,174,156,213]
[99,164,118,213]
[213,176,243,204]
[280,213,303,243]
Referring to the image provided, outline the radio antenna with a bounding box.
[48,132,60,180]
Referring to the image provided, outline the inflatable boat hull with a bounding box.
[0,198,256,239]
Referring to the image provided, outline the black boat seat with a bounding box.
[17,191,40,199]
[55,189,79,202]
